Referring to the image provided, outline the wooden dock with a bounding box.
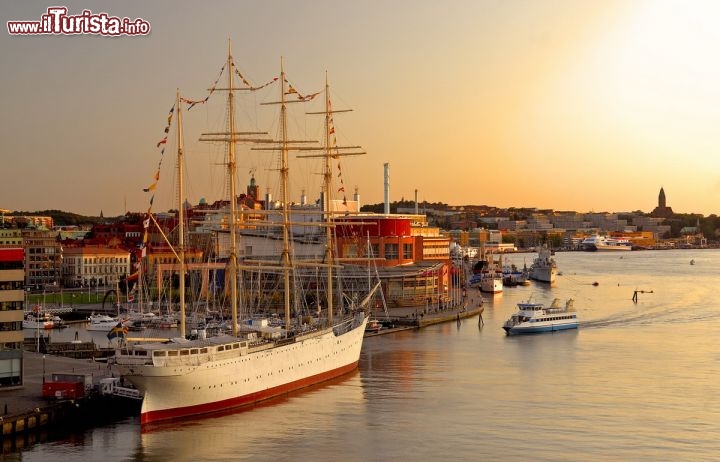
[364,303,484,337]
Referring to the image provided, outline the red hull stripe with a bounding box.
[141,360,359,424]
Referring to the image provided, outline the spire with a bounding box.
[658,187,666,208]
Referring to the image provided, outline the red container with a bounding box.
[42,381,85,399]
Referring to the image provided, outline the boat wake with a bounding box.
[581,302,714,329]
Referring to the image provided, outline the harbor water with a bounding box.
[12,249,720,461]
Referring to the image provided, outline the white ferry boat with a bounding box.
[502,298,578,335]
[581,235,632,251]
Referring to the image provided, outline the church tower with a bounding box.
[247,175,259,200]
[651,187,673,217]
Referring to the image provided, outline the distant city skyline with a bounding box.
[2,1,720,217]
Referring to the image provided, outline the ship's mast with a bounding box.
[226,39,240,336]
[322,74,335,325]
[199,39,269,336]
[279,58,292,331]
[302,74,365,324]
[176,87,187,338]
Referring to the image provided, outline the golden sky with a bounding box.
[2,0,719,216]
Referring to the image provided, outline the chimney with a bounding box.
[384,162,390,215]
[265,189,273,210]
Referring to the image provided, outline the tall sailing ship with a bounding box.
[113,42,375,424]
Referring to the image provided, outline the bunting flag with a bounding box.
[142,101,176,260]
[181,63,226,110]
[143,104,175,198]
[234,67,278,91]
[302,91,321,101]
[143,170,161,192]
[283,78,320,101]
[329,97,348,204]
[155,104,175,148]
[140,215,150,257]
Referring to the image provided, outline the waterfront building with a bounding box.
[61,246,131,288]
[335,214,453,307]
[22,229,62,290]
[0,247,24,389]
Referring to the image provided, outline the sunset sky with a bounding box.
[2,0,720,217]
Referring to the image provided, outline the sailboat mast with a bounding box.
[176,88,187,338]
[279,58,292,331]
[227,39,240,336]
[323,73,334,325]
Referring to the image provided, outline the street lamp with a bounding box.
[42,355,46,384]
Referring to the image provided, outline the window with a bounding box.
[384,243,399,260]
[403,243,413,259]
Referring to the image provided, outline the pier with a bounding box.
[0,351,134,446]
[365,295,485,337]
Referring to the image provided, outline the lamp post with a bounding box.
[42,355,46,384]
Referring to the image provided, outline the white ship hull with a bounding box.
[480,276,503,293]
[114,315,368,424]
[502,299,578,335]
[529,246,558,284]
[505,318,578,334]
[593,244,632,251]
[530,266,557,284]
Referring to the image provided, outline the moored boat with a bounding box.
[502,262,530,287]
[113,43,377,424]
[581,235,632,251]
[480,272,503,293]
[529,245,557,284]
[87,313,120,331]
[502,298,578,335]
[471,250,504,294]
[23,313,55,330]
